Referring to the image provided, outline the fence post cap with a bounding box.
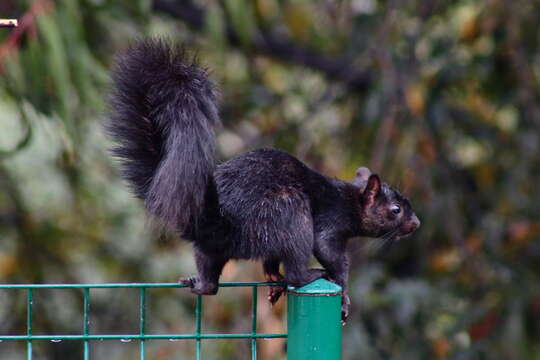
[287,278,342,295]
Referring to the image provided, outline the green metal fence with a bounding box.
[0,279,342,359]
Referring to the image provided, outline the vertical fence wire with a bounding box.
[139,288,146,360]
[83,288,90,360]
[251,286,258,360]
[195,295,202,360]
[26,289,33,360]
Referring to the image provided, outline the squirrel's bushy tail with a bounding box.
[107,39,220,231]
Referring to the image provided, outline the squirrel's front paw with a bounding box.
[341,303,349,325]
[341,294,350,325]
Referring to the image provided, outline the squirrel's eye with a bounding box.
[390,205,401,214]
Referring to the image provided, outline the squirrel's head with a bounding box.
[353,167,420,240]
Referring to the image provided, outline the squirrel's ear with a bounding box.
[363,174,381,205]
[353,167,372,188]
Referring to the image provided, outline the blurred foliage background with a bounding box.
[0,0,539,359]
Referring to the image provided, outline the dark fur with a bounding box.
[106,39,220,231]
[107,39,420,321]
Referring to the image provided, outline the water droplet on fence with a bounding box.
[168,338,179,342]
[50,339,62,343]
[120,338,132,343]
[0,339,3,342]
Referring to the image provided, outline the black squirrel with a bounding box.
[107,39,420,321]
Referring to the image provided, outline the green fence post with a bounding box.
[287,279,342,360]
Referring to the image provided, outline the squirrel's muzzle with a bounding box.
[403,214,420,235]
[401,214,420,236]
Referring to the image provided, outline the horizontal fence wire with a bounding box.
[0,282,287,360]
[0,282,282,289]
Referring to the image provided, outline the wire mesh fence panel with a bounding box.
[0,282,287,360]
[0,280,342,359]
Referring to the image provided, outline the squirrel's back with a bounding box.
[107,39,220,231]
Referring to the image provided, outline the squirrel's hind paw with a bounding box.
[179,276,218,295]
[267,286,286,305]
[179,276,199,287]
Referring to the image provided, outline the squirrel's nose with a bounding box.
[411,214,421,231]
